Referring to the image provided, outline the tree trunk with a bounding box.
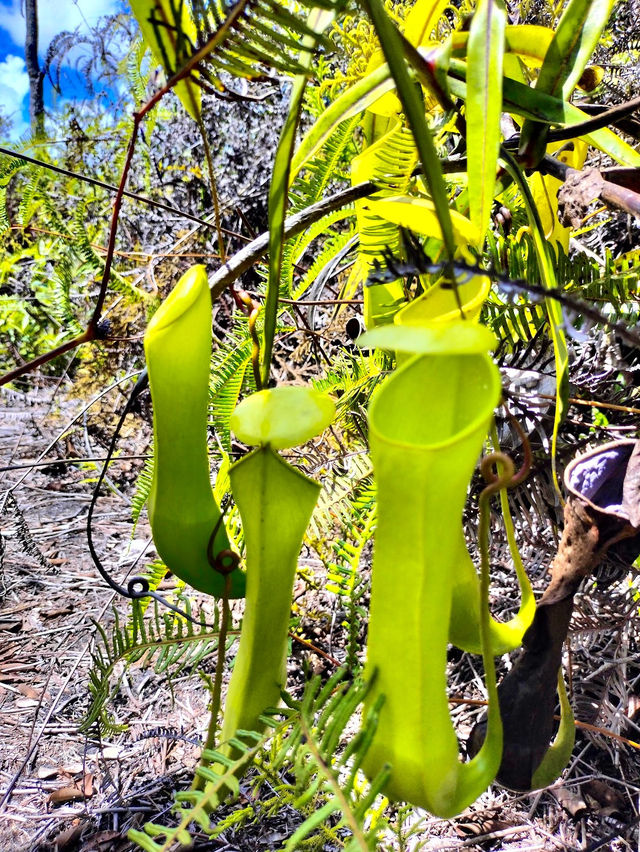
[25,0,45,138]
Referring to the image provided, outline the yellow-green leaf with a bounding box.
[129,0,201,120]
[368,195,479,245]
[467,0,506,247]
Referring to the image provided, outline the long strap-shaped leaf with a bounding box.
[363,351,503,817]
[518,0,615,167]
[466,0,506,247]
[447,59,640,166]
[500,150,568,493]
[144,265,245,598]
[263,7,335,386]
[359,0,456,262]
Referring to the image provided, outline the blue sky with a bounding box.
[0,0,125,138]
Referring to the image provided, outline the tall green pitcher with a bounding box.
[363,350,503,816]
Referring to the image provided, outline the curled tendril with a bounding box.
[480,451,516,492]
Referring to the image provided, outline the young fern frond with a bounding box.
[82,600,220,734]
[0,156,25,234]
[290,114,360,214]
[128,726,277,852]
[128,37,153,108]
[127,671,387,851]
[311,452,374,538]
[272,671,390,852]
[278,206,355,301]
[357,122,418,264]
[17,168,43,227]
[131,452,155,532]
[326,496,376,670]
[70,202,144,301]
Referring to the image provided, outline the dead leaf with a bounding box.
[454,818,514,837]
[83,831,122,850]
[0,617,22,632]
[16,697,39,708]
[554,786,588,819]
[557,168,605,229]
[38,766,59,780]
[628,693,640,722]
[51,821,83,850]
[41,606,74,619]
[101,746,125,760]
[583,779,626,817]
[48,773,94,805]
[17,684,40,699]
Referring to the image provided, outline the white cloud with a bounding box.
[0,53,29,138]
[1,0,122,51]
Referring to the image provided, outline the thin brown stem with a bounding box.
[0,328,92,387]
[197,116,226,263]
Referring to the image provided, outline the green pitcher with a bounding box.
[363,350,503,816]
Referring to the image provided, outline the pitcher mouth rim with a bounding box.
[368,352,502,452]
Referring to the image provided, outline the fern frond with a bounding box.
[192,0,338,86]
[290,114,360,214]
[131,451,155,532]
[81,600,220,734]
[273,672,390,852]
[326,497,375,670]
[43,257,84,332]
[137,0,342,106]
[128,727,275,851]
[71,202,145,301]
[357,122,418,263]
[209,328,253,451]
[0,155,24,233]
[294,222,358,302]
[17,167,43,227]
[311,452,374,538]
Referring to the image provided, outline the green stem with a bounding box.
[193,574,231,792]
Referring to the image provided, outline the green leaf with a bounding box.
[359,0,456,261]
[264,7,335,386]
[500,149,568,492]
[518,0,615,166]
[466,0,506,247]
[534,0,614,101]
[291,63,395,180]
[447,60,640,166]
[367,195,479,245]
